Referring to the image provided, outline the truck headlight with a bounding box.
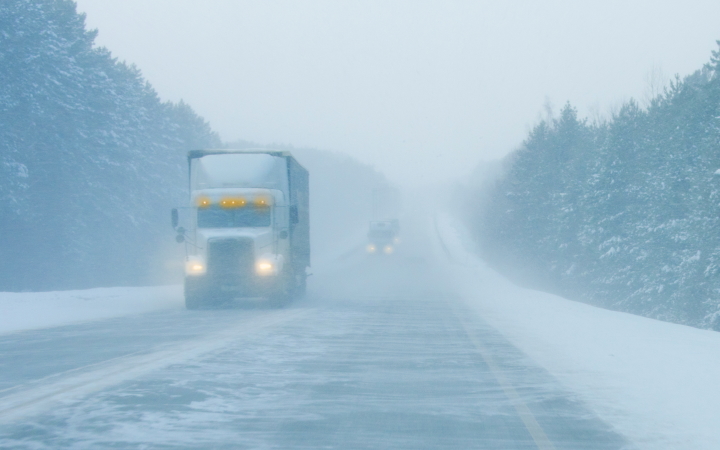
[256,261,274,275]
[256,254,284,276]
[185,258,206,275]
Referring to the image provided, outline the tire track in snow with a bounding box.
[0,308,308,423]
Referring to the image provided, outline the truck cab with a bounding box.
[173,150,309,309]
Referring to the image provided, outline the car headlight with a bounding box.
[367,244,376,253]
[383,245,394,254]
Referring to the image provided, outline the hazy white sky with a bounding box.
[75,0,720,187]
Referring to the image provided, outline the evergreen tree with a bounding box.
[0,0,220,290]
[471,41,720,329]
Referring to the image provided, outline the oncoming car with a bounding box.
[366,220,400,255]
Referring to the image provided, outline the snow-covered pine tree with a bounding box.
[0,0,220,290]
[471,42,720,329]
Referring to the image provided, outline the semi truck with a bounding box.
[171,149,309,309]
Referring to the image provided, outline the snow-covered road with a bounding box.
[435,215,720,450]
[0,214,713,449]
[0,248,628,449]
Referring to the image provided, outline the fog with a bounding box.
[75,0,720,187]
[223,143,401,266]
[4,1,720,448]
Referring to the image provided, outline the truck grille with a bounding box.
[207,238,254,278]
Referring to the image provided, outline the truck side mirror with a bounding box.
[290,206,299,225]
[175,226,185,243]
[171,208,179,229]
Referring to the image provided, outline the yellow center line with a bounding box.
[432,214,556,449]
[448,299,557,450]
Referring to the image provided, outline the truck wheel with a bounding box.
[295,272,307,297]
[185,295,202,310]
[184,277,207,310]
[269,273,293,308]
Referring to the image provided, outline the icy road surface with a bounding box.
[0,228,631,449]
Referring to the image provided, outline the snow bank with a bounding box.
[434,214,720,450]
[0,285,184,335]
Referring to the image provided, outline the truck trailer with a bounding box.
[172,149,309,309]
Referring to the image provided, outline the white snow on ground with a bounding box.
[434,214,720,450]
[3,216,718,448]
[0,285,183,335]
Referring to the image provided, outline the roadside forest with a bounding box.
[0,0,221,290]
[1,0,393,291]
[470,42,720,330]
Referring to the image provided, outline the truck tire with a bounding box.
[269,272,293,308]
[295,271,307,297]
[184,277,208,310]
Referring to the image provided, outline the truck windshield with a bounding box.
[197,206,271,228]
[368,229,395,240]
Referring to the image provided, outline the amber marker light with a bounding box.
[254,196,272,207]
[220,197,246,209]
[196,196,212,208]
